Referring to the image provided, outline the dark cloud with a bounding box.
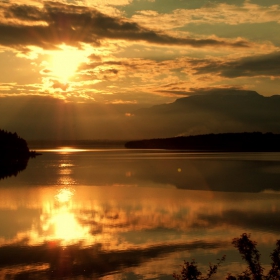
[87,53,102,61]
[4,3,44,22]
[41,68,51,74]
[51,79,69,91]
[0,2,251,50]
[155,90,189,96]
[77,59,157,81]
[192,52,280,78]
[153,86,252,97]
[187,87,256,95]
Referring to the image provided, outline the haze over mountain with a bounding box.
[0,89,279,141]
[132,89,280,138]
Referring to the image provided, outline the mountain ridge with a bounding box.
[132,90,280,138]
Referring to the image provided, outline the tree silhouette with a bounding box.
[125,132,280,151]
[173,233,280,280]
[0,129,39,179]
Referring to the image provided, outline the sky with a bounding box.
[1,0,280,140]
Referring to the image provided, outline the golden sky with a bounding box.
[1,0,280,139]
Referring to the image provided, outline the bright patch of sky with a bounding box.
[0,0,280,105]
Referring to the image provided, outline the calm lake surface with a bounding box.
[0,148,280,279]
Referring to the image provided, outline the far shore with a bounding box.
[125,132,280,152]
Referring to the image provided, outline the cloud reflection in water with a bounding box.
[0,151,280,279]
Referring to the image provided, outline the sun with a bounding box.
[49,44,88,83]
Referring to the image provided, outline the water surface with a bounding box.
[0,149,280,279]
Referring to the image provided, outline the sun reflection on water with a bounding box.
[55,188,74,203]
[57,147,88,154]
[57,158,77,185]
[49,209,87,243]
[40,187,91,245]
[57,147,82,154]
[36,147,89,154]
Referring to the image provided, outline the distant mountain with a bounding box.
[0,89,279,140]
[132,90,280,138]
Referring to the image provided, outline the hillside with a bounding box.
[132,90,280,138]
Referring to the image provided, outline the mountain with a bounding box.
[0,89,279,140]
[131,90,280,138]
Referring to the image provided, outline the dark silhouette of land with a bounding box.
[125,132,280,151]
[0,129,40,179]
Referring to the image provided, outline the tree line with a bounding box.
[0,129,39,180]
[125,132,280,151]
[0,129,30,159]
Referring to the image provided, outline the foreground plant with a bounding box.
[173,256,225,280]
[173,233,280,280]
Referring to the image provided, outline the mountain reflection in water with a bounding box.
[0,150,280,279]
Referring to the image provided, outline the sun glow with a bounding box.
[55,188,74,203]
[49,45,88,83]
[41,187,90,244]
[50,210,87,243]
[38,147,88,154]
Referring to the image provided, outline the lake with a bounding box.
[0,148,280,279]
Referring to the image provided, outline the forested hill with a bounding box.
[0,129,36,159]
[125,132,280,151]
